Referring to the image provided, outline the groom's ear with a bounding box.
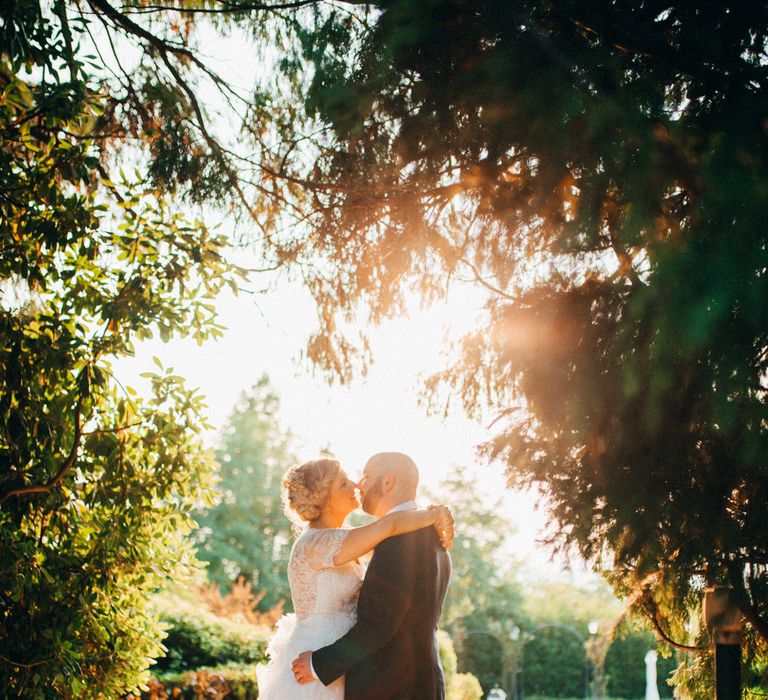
[381,473,396,493]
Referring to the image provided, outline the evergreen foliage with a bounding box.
[256,3,768,693]
[194,377,297,610]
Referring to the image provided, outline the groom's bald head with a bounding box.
[361,452,419,516]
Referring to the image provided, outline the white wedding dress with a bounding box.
[257,527,363,699]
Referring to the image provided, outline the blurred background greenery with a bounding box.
[129,379,683,699]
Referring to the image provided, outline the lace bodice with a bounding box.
[288,528,363,619]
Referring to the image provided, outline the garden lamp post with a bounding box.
[508,625,521,700]
[703,587,744,700]
[585,620,610,699]
[587,621,599,699]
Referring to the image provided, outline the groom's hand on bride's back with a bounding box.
[428,504,455,549]
[291,651,315,685]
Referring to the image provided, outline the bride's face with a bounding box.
[324,469,360,518]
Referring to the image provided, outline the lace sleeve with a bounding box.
[300,528,349,570]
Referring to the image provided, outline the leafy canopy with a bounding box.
[3,0,768,696]
[0,0,245,696]
[251,1,768,692]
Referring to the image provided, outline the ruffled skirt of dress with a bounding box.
[256,612,356,700]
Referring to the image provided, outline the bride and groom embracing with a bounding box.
[256,452,454,700]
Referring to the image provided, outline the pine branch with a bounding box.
[86,0,246,105]
[642,593,708,653]
[727,560,768,646]
[118,0,318,14]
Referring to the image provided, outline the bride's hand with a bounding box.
[428,505,454,549]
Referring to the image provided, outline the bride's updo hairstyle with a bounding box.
[282,458,341,527]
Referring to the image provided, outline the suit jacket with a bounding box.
[312,526,452,700]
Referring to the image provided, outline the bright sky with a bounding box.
[102,16,595,582]
[112,250,592,581]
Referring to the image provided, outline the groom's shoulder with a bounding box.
[375,527,440,555]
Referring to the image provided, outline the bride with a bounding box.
[256,457,453,699]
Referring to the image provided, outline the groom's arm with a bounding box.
[311,535,415,686]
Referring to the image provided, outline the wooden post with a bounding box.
[703,587,744,700]
[714,643,741,700]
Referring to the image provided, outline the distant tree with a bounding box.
[523,581,622,632]
[194,377,297,609]
[522,627,586,698]
[518,582,614,698]
[457,633,504,698]
[520,582,676,698]
[430,467,523,626]
[605,622,677,699]
[426,466,525,693]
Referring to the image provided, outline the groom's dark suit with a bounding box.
[312,525,452,700]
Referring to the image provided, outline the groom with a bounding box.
[292,451,452,700]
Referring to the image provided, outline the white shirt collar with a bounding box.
[386,500,418,515]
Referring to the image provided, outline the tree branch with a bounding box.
[459,257,516,301]
[568,13,767,92]
[726,560,768,646]
[87,0,248,106]
[117,0,318,14]
[643,594,708,653]
[0,393,85,505]
[0,652,53,669]
[81,420,143,436]
[53,0,78,80]
[155,51,275,241]
[85,0,280,237]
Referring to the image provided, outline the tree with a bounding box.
[426,466,525,694]
[6,0,768,695]
[438,631,484,700]
[0,1,244,696]
[605,622,677,699]
[194,377,297,610]
[517,582,678,698]
[247,1,768,692]
[518,582,610,698]
[428,466,522,627]
[522,627,586,698]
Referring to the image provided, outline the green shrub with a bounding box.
[439,630,483,700]
[439,629,459,682]
[522,628,586,697]
[525,697,644,700]
[0,13,240,696]
[449,672,484,700]
[152,588,270,675]
[604,623,676,698]
[125,664,259,700]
